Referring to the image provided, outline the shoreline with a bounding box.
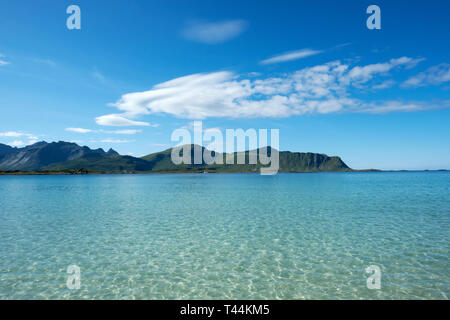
[0,169,447,175]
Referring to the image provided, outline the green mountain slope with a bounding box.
[46,154,155,172]
[0,142,352,173]
[141,144,351,172]
[0,141,113,171]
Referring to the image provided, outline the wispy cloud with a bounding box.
[92,68,107,83]
[345,57,423,86]
[65,128,143,134]
[260,48,323,65]
[354,100,450,114]
[149,143,170,147]
[95,114,156,127]
[332,43,352,49]
[1,131,25,137]
[0,131,37,140]
[402,63,450,87]
[182,19,248,44]
[98,56,433,120]
[371,79,396,90]
[90,139,135,143]
[33,58,57,68]
[0,54,10,66]
[7,140,25,147]
[65,127,93,133]
[107,129,142,135]
[0,131,39,146]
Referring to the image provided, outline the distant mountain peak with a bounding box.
[107,148,119,155]
[28,141,47,147]
[0,140,120,171]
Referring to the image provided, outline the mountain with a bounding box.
[0,143,15,159]
[46,154,155,172]
[0,142,352,173]
[0,141,128,171]
[142,144,351,172]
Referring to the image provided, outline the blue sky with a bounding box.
[0,0,449,170]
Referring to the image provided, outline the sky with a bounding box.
[0,0,449,170]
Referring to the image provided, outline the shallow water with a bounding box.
[0,172,448,299]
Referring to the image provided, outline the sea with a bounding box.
[0,172,448,299]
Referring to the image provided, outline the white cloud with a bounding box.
[99,56,432,120]
[7,140,25,147]
[260,49,323,65]
[105,129,142,135]
[91,139,134,143]
[0,131,39,147]
[403,63,450,87]
[0,131,37,140]
[65,128,144,135]
[95,114,153,127]
[182,20,248,44]
[372,80,396,90]
[354,101,448,114]
[65,127,93,133]
[0,131,23,137]
[344,57,424,85]
[0,54,9,66]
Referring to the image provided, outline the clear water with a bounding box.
[0,172,448,300]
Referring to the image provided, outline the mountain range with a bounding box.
[0,141,352,173]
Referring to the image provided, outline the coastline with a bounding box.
[0,169,447,175]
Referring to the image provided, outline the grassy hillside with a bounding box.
[46,155,155,172]
[141,145,351,173]
[0,142,352,173]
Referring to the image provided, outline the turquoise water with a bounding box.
[0,172,448,299]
